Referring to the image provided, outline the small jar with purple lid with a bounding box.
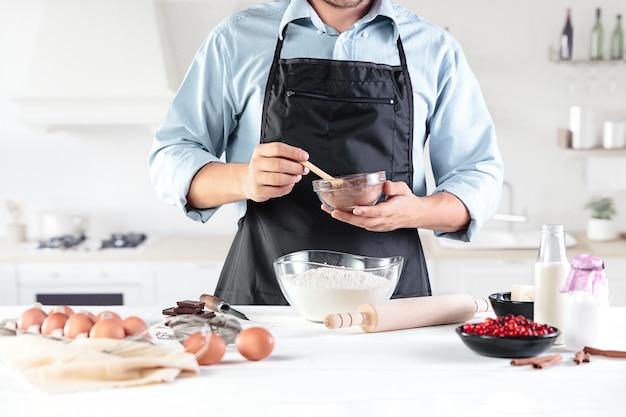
[562,254,609,351]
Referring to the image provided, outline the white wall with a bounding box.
[1,0,625,241]
[404,0,626,232]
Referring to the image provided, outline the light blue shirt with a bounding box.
[149,0,503,241]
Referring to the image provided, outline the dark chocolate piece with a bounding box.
[174,306,204,315]
[162,307,177,316]
[176,300,205,309]
[163,300,216,319]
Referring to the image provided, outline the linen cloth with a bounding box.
[0,333,198,393]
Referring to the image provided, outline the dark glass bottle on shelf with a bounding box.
[590,8,604,60]
[610,14,624,60]
[559,8,573,60]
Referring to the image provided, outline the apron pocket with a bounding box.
[284,90,397,177]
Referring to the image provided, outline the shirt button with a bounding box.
[317,29,323,35]
[362,32,369,38]
[339,35,346,43]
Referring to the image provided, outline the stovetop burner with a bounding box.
[38,234,87,250]
[100,233,147,249]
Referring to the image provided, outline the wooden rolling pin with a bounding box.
[324,294,490,333]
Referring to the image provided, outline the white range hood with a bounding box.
[8,0,177,128]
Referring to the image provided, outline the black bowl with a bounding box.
[455,325,560,358]
[489,292,534,320]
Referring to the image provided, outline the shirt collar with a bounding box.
[279,0,399,40]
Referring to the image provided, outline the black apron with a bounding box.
[215,29,430,305]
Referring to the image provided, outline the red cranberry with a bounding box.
[462,314,555,337]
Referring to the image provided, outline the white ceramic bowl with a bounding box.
[273,250,403,322]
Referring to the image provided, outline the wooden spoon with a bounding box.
[300,160,350,189]
[300,161,335,181]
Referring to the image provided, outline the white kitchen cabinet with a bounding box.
[150,261,224,308]
[605,258,626,307]
[0,263,18,306]
[15,262,151,306]
[428,258,535,301]
[12,260,225,308]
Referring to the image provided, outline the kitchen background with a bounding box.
[0,0,625,242]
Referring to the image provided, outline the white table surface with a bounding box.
[1,305,625,417]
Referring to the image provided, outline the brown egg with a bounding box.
[89,317,125,339]
[79,310,96,322]
[95,310,122,322]
[121,316,148,337]
[17,306,48,331]
[48,305,74,316]
[183,331,226,365]
[235,327,274,361]
[41,312,69,335]
[63,312,94,339]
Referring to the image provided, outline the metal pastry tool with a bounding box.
[200,294,250,321]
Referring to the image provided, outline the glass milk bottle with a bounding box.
[534,225,569,345]
[562,254,609,351]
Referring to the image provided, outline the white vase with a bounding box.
[586,218,618,241]
[7,223,27,243]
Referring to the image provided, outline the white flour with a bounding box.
[279,267,394,322]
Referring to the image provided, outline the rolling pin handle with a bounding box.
[474,299,491,313]
[324,312,366,329]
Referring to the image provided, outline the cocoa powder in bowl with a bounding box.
[313,171,386,211]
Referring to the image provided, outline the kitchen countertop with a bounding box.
[421,231,626,260]
[0,305,625,417]
[0,235,235,262]
[1,231,624,264]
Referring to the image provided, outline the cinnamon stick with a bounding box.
[510,354,560,367]
[574,350,585,364]
[583,346,626,358]
[511,357,543,366]
[532,354,562,369]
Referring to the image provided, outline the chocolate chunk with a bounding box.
[174,306,204,315]
[176,300,205,309]
[163,300,216,319]
[162,307,177,316]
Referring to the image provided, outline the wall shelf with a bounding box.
[547,47,625,65]
[550,58,626,65]
[563,148,626,157]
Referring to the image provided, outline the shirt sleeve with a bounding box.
[148,32,236,223]
[427,43,504,242]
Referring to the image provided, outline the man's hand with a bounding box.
[321,181,470,233]
[321,180,417,232]
[243,142,310,202]
[187,142,309,209]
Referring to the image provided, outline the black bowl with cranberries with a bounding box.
[456,315,560,359]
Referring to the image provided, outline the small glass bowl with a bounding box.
[312,171,386,211]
